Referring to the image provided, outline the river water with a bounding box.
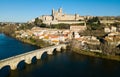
[0,34,120,77]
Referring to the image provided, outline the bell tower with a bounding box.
[59,8,62,14]
[52,8,54,16]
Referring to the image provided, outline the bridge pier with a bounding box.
[36,55,41,59]
[47,51,53,55]
[62,45,67,50]
[10,61,19,70]
[10,63,17,70]
[47,49,54,55]
[25,60,31,64]
[36,52,43,59]
[25,57,32,64]
[56,47,61,52]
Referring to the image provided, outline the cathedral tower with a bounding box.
[59,8,62,14]
[52,8,54,16]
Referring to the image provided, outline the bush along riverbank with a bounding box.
[72,48,120,61]
[15,37,51,48]
[0,23,51,48]
[2,32,51,48]
[69,40,120,61]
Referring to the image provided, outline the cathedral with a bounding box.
[28,8,91,25]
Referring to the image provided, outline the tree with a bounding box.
[34,18,43,26]
[40,23,47,28]
[87,17,100,24]
[99,40,117,55]
[112,22,120,27]
[86,17,104,30]
[18,23,35,30]
[2,25,17,35]
[51,23,70,29]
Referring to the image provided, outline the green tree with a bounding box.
[51,23,70,29]
[34,18,43,26]
[18,23,35,30]
[40,23,47,28]
[87,17,102,30]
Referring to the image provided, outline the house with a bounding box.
[74,32,80,39]
[104,27,111,33]
[70,25,87,32]
[111,26,117,32]
[104,26,117,33]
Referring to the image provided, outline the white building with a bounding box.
[104,26,117,33]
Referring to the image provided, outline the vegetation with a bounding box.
[18,23,35,30]
[70,39,120,61]
[72,47,120,61]
[51,23,70,29]
[111,22,120,27]
[87,17,103,30]
[1,24,17,36]
[19,37,51,48]
[34,18,43,27]
[0,26,2,33]
[100,41,120,56]
[80,17,106,37]
[80,28,105,37]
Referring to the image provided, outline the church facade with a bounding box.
[28,8,92,25]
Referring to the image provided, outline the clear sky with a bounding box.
[0,0,120,22]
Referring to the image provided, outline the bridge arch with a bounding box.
[17,60,25,70]
[0,59,24,70]
[36,51,46,59]
[41,52,48,60]
[0,65,11,71]
[0,65,11,77]
[31,56,37,64]
[52,48,57,55]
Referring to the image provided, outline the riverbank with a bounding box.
[1,32,120,61]
[14,37,51,48]
[72,48,120,61]
[13,32,120,61]
[2,33,51,48]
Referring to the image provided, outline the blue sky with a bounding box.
[0,0,120,22]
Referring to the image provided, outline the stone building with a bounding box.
[28,8,91,25]
[104,26,117,33]
[70,25,87,32]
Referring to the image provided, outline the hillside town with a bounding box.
[0,8,120,60]
[14,24,120,52]
[1,0,120,76]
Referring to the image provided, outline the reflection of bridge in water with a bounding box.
[0,44,67,70]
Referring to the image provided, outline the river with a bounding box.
[0,34,120,77]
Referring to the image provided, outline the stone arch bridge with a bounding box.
[0,44,67,70]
